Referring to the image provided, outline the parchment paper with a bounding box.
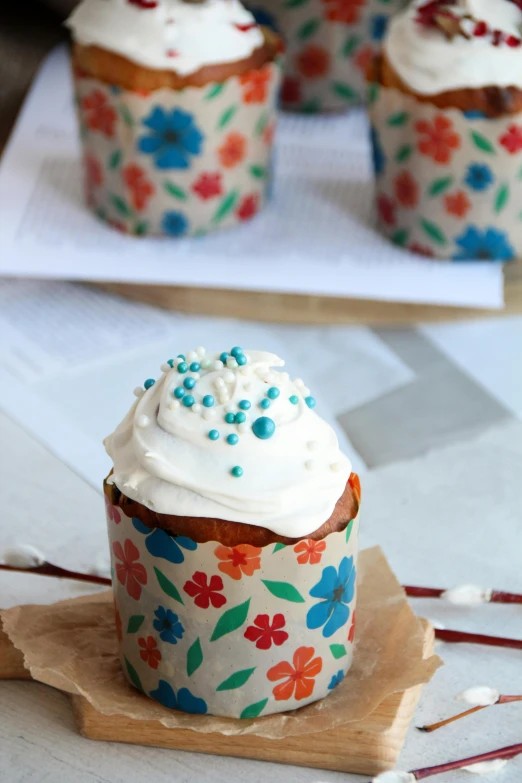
[0,546,442,739]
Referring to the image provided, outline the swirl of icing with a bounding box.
[384,0,522,95]
[66,0,264,77]
[104,349,351,537]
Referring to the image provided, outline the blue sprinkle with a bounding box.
[239,400,251,410]
[267,387,280,400]
[167,359,175,368]
[183,377,196,390]
[208,429,220,441]
[236,354,247,366]
[305,396,316,409]
[235,412,246,424]
[225,412,235,424]
[190,362,200,372]
[227,434,239,445]
[144,378,155,390]
[173,386,185,399]
[202,395,215,408]
[177,362,188,374]
[252,416,275,440]
[177,354,186,360]
[231,465,243,477]
[260,398,271,409]
[289,395,299,405]
[230,346,243,358]
[220,352,229,363]
[182,395,195,407]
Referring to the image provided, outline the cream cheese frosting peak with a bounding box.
[384,0,522,95]
[104,347,351,537]
[66,0,264,77]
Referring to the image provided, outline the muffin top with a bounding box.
[104,346,351,538]
[384,0,522,95]
[66,0,264,76]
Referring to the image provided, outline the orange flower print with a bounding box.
[114,605,123,642]
[214,543,262,580]
[138,636,162,670]
[218,132,247,168]
[82,89,117,137]
[104,493,120,524]
[321,0,365,24]
[394,170,419,208]
[377,193,396,226]
[294,539,327,565]
[267,646,323,701]
[444,190,471,218]
[113,539,147,600]
[347,610,356,643]
[236,193,259,222]
[354,44,374,75]
[415,115,461,164]
[348,472,361,505]
[296,45,330,79]
[240,65,271,104]
[499,124,522,154]
[122,164,155,211]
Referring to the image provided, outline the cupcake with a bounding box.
[246,0,406,113]
[104,346,360,718]
[369,0,522,260]
[66,0,281,236]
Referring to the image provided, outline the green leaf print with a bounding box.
[428,176,454,197]
[212,190,239,223]
[331,83,358,102]
[255,112,269,137]
[395,144,413,163]
[387,111,409,127]
[187,638,203,677]
[262,580,305,603]
[134,220,148,236]
[517,164,522,180]
[216,667,256,691]
[419,217,447,246]
[494,184,510,214]
[297,19,320,41]
[110,195,131,217]
[273,542,286,553]
[164,181,187,201]
[367,82,379,105]
[240,698,269,719]
[470,130,496,155]
[119,105,134,128]
[217,105,237,130]
[205,82,225,100]
[285,0,310,7]
[154,566,184,605]
[124,657,143,692]
[108,150,122,170]
[210,599,251,642]
[341,36,360,58]
[250,165,266,179]
[126,615,145,634]
[345,519,354,543]
[330,644,348,659]
[391,228,409,247]
[301,98,322,114]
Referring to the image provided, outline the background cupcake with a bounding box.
[104,346,360,718]
[66,0,281,236]
[369,0,522,260]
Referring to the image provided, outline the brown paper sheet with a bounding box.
[0,546,442,739]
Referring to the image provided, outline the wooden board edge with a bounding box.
[0,624,31,680]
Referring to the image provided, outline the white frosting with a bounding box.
[441,584,491,605]
[455,686,500,706]
[66,0,264,77]
[104,349,352,537]
[384,0,522,95]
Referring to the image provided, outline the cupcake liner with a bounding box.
[73,60,281,236]
[369,83,522,261]
[106,476,360,719]
[246,0,406,112]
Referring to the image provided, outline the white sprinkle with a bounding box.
[456,686,500,707]
[187,351,198,362]
[3,544,46,568]
[191,373,200,380]
[136,414,150,428]
[442,584,491,606]
[201,358,212,370]
[169,400,180,410]
[219,393,229,404]
[144,451,154,458]
[280,372,289,381]
[243,382,252,391]
[192,403,201,413]
[330,462,342,472]
[133,386,145,398]
[294,378,305,388]
[305,460,315,471]
[372,773,415,783]
[174,357,184,367]
[302,386,311,397]
[213,360,224,370]
[203,408,216,420]
[196,346,206,357]
[160,362,171,373]
[224,370,235,383]
[462,760,508,775]
[238,422,249,433]
[215,378,226,390]
[226,357,238,369]
[225,403,235,413]
[307,440,319,451]
[240,366,252,376]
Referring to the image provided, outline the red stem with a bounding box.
[0,562,111,586]
[491,590,522,604]
[413,742,522,779]
[435,628,522,650]
[403,585,522,604]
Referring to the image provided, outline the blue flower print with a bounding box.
[150,680,208,714]
[153,606,185,644]
[132,519,197,563]
[453,226,515,262]
[370,125,386,177]
[465,163,494,191]
[245,5,280,33]
[371,15,388,41]
[138,107,204,169]
[464,110,486,120]
[162,210,189,237]
[328,670,345,690]
[306,556,356,638]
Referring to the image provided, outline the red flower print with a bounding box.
[245,613,288,650]
[281,76,302,105]
[183,571,227,609]
[409,242,434,257]
[415,115,461,164]
[138,636,162,669]
[348,610,356,643]
[267,646,323,701]
[112,539,147,600]
[263,122,275,146]
[84,153,103,207]
[108,219,128,233]
[394,170,419,208]
[114,605,123,642]
[296,45,330,79]
[348,472,361,505]
[122,164,155,211]
[214,543,262,580]
[236,193,259,222]
[81,89,117,137]
[500,124,522,154]
[192,172,223,200]
[239,65,271,104]
[105,494,121,524]
[218,132,247,168]
[321,0,365,24]
[377,193,396,226]
[444,190,471,218]
[294,539,327,565]
[354,44,374,75]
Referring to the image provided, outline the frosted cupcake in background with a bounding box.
[66,0,281,236]
[104,346,361,718]
[368,0,522,260]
